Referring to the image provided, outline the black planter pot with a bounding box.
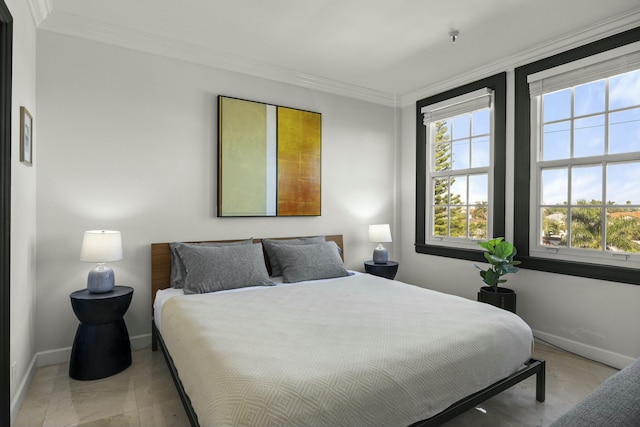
[477,286,516,313]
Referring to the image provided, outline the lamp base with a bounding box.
[373,246,389,264]
[87,264,115,293]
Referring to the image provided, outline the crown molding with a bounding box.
[401,7,640,107]
[26,0,51,27]
[37,12,399,107]
[35,6,639,109]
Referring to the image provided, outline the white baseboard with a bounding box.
[10,353,37,427]
[10,333,153,426]
[130,333,152,351]
[36,333,152,367]
[36,346,71,368]
[533,329,635,370]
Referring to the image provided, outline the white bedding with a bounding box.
[154,273,342,330]
[157,273,533,427]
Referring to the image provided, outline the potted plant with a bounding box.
[473,237,521,313]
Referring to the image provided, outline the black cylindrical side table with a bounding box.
[364,260,399,280]
[69,285,133,380]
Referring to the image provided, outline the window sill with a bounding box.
[516,255,640,285]
[415,243,486,263]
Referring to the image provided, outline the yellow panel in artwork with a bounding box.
[277,107,321,216]
[219,97,270,216]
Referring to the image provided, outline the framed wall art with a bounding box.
[20,106,33,166]
[218,96,321,217]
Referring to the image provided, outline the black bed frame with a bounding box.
[152,321,545,427]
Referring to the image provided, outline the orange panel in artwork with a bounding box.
[277,107,321,216]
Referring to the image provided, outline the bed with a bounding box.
[151,235,545,427]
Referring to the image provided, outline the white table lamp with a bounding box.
[80,230,123,293]
[369,224,392,264]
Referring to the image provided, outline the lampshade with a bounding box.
[368,224,392,243]
[80,230,123,262]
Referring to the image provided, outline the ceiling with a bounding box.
[34,0,640,106]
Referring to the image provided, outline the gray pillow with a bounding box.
[169,239,252,289]
[272,241,349,283]
[262,236,326,276]
[175,243,273,294]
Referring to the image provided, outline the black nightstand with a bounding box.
[364,260,399,280]
[69,285,134,380]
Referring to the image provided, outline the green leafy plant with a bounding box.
[473,237,521,291]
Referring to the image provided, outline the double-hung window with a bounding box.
[528,45,640,268]
[425,89,493,244]
[416,73,506,260]
[515,30,640,284]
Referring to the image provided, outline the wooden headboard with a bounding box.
[151,235,344,309]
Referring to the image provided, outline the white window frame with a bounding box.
[527,41,640,268]
[421,88,495,251]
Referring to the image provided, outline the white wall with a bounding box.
[35,32,397,358]
[397,72,640,370]
[7,0,38,421]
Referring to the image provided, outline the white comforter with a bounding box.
[159,273,532,427]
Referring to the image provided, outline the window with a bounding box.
[416,73,506,261]
[425,89,493,244]
[514,27,640,284]
[531,61,640,264]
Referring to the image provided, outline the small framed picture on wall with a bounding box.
[20,106,33,166]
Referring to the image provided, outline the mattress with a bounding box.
[157,273,533,427]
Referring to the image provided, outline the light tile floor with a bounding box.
[440,342,618,426]
[14,342,618,427]
[14,349,190,427]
